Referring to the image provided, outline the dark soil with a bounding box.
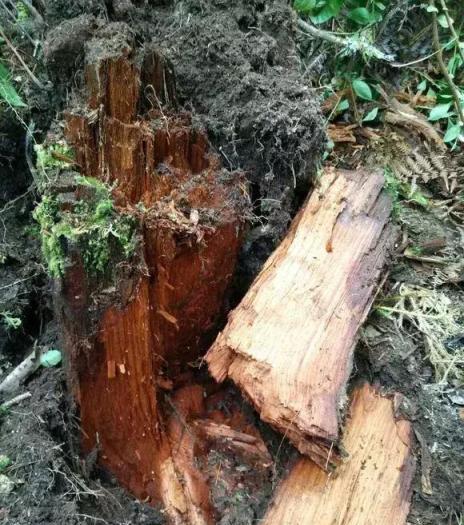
[0,1,462,524]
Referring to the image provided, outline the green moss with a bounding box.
[35,141,75,171]
[33,176,137,277]
[16,1,29,21]
[384,168,430,216]
[0,311,22,330]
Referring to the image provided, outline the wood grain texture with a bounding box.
[263,384,416,525]
[58,39,249,521]
[206,168,395,467]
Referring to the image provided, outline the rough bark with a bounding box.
[56,33,261,524]
[206,168,395,468]
[263,384,416,525]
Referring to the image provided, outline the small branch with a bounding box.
[0,26,46,90]
[429,0,464,125]
[297,15,460,70]
[0,350,40,395]
[0,391,31,411]
[296,18,394,62]
[21,0,45,24]
[297,18,350,47]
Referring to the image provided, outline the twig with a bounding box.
[429,0,464,125]
[439,0,464,64]
[296,18,394,62]
[0,185,35,215]
[0,349,41,395]
[0,26,46,90]
[0,391,31,411]
[298,15,460,70]
[0,274,38,291]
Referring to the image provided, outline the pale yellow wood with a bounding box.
[263,384,416,525]
[206,168,394,466]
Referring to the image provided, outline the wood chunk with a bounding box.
[263,384,416,525]
[206,168,394,468]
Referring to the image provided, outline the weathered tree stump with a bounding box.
[56,33,257,524]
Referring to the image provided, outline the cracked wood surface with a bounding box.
[263,383,416,525]
[206,168,395,468]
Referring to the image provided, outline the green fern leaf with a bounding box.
[0,62,27,107]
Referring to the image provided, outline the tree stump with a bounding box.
[55,33,255,524]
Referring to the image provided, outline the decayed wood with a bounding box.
[263,384,416,525]
[57,34,256,523]
[206,168,394,468]
[193,420,272,465]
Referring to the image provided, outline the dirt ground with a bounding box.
[0,1,463,524]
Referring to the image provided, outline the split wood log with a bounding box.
[262,383,416,525]
[206,168,395,468]
[55,32,258,523]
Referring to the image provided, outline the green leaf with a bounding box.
[437,14,449,28]
[444,123,462,143]
[293,0,316,14]
[363,107,379,122]
[0,63,27,108]
[0,456,11,473]
[417,79,427,92]
[428,102,452,121]
[40,349,62,368]
[310,5,336,24]
[409,190,429,208]
[310,0,344,24]
[352,79,373,101]
[426,5,438,12]
[347,7,373,25]
[337,98,350,112]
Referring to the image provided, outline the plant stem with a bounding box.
[429,0,464,125]
[296,18,394,62]
[0,392,31,411]
[439,0,464,64]
[0,26,46,90]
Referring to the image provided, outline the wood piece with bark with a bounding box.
[262,383,416,525]
[54,31,267,524]
[206,167,395,468]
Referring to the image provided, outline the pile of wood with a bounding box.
[56,34,416,525]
